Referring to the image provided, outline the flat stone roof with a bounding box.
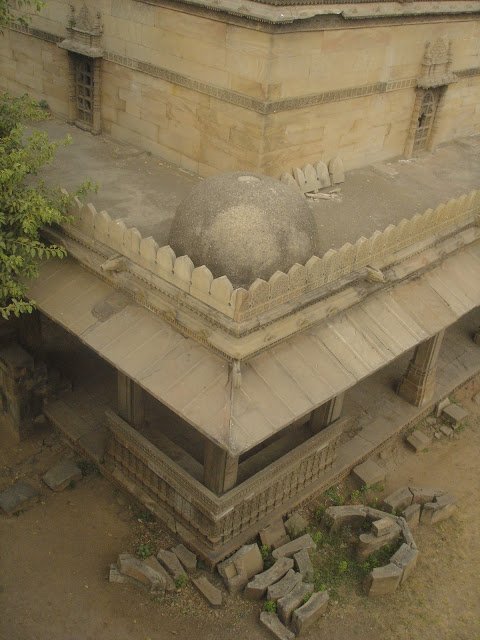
[33,118,480,257]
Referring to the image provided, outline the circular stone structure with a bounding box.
[168,172,318,288]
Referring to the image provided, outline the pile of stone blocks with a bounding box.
[280,157,345,196]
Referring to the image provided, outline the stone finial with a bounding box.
[329,157,345,184]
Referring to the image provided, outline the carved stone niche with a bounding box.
[58,5,103,135]
[404,38,458,158]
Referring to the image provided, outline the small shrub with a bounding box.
[350,489,361,502]
[175,574,188,589]
[37,99,49,110]
[312,531,323,546]
[260,545,275,569]
[314,506,326,522]
[302,590,313,604]
[137,542,152,559]
[324,486,344,506]
[264,600,277,613]
[337,560,348,574]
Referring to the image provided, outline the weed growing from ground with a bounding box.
[260,545,275,569]
[137,542,152,559]
[175,574,188,589]
[264,600,277,612]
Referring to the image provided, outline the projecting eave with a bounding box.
[29,237,480,457]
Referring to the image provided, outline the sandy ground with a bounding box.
[1,376,480,640]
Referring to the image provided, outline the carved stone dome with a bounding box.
[168,172,318,288]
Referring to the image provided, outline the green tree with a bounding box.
[0,0,45,34]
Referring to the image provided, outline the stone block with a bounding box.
[291,591,329,636]
[217,543,263,593]
[315,161,331,188]
[352,459,385,487]
[329,156,345,184]
[406,430,432,453]
[442,404,469,426]
[266,569,301,602]
[0,481,39,515]
[382,487,413,513]
[372,518,395,537]
[156,549,186,580]
[322,505,366,532]
[143,556,176,592]
[356,522,402,561]
[440,425,455,438]
[259,612,295,640]
[108,564,147,590]
[277,581,313,626]
[294,548,314,582]
[244,557,294,600]
[409,486,444,505]
[402,504,421,529]
[260,519,290,549]
[272,534,316,560]
[435,397,450,417]
[192,576,222,608]
[364,563,402,596]
[42,459,82,492]
[421,494,456,524]
[117,553,166,593]
[171,544,197,573]
[284,512,308,538]
[390,543,419,583]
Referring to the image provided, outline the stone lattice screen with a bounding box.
[61,190,480,322]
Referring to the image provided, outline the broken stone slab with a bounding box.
[442,404,469,426]
[42,459,82,492]
[390,543,419,584]
[260,612,295,640]
[244,557,294,600]
[409,486,444,505]
[322,505,366,532]
[284,512,308,538]
[294,548,314,582]
[143,556,176,592]
[435,397,450,417]
[108,564,148,590]
[277,581,313,626]
[352,459,385,487]
[372,518,396,537]
[218,543,263,581]
[291,590,329,636]
[315,161,331,188]
[272,534,316,560]
[157,549,187,581]
[266,569,302,602]
[192,575,222,608]
[364,563,402,596]
[280,172,302,195]
[0,480,39,515]
[260,519,290,549]
[421,494,457,524]
[382,487,413,514]
[171,543,197,573]
[117,553,166,593]
[329,156,345,184]
[364,507,397,522]
[402,503,421,529]
[406,430,432,453]
[356,522,402,561]
[303,163,321,193]
[440,425,455,438]
[398,518,417,550]
[425,417,437,426]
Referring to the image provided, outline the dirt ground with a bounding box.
[1,376,480,640]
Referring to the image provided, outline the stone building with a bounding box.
[0,0,479,176]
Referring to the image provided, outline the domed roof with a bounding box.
[168,172,318,288]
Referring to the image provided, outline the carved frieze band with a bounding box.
[9,23,480,114]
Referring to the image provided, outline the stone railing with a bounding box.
[104,410,345,549]
[63,189,480,323]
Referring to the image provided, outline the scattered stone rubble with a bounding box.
[42,458,82,491]
[0,480,39,515]
[405,401,469,444]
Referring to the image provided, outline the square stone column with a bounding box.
[203,440,239,496]
[397,330,445,407]
[117,372,144,428]
[309,393,345,434]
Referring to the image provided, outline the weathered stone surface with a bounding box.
[156,549,186,580]
[272,534,316,560]
[266,569,302,602]
[291,590,329,636]
[406,430,432,452]
[143,556,176,592]
[421,494,457,524]
[294,548,314,582]
[117,553,166,593]
[285,512,308,538]
[42,459,82,491]
[390,543,419,583]
[442,404,469,426]
[440,424,455,438]
[108,563,147,590]
[192,576,222,608]
[323,505,366,532]
[357,522,402,561]
[364,507,396,522]
[382,487,413,513]
[329,156,345,184]
[277,581,313,626]
[352,459,385,486]
[244,557,294,600]
[315,161,331,188]
[402,503,421,529]
[435,397,450,417]
[0,480,39,514]
[364,563,402,596]
[409,486,444,505]
[217,543,263,592]
[259,612,295,640]
[260,519,290,549]
[398,518,417,550]
[372,518,395,537]
[171,543,197,573]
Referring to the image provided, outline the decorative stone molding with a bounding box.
[58,5,103,58]
[417,38,457,90]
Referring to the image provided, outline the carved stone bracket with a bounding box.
[58,5,103,58]
[417,38,457,90]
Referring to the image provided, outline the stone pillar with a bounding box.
[397,330,445,407]
[117,372,144,428]
[309,393,345,433]
[16,310,43,357]
[203,440,239,496]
